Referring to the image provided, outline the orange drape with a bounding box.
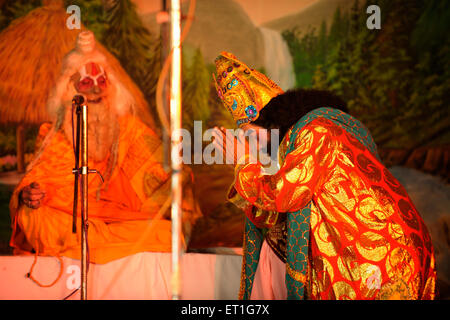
[10,115,201,264]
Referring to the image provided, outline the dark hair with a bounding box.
[252,88,348,140]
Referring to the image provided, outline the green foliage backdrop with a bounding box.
[1,0,449,155]
[283,0,450,149]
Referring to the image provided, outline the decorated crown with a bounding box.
[213,52,284,128]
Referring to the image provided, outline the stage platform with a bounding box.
[0,251,243,300]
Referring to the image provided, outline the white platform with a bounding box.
[0,252,243,300]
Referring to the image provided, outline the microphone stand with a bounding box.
[71,95,102,300]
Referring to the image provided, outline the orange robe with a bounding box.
[10,115,201,264]
[230,117,436,299]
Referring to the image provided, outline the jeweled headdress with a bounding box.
[213,52,284,128]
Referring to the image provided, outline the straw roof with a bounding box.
[0,0,155,130]
[0,0,79,124]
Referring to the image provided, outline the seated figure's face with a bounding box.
[71,62,108,104]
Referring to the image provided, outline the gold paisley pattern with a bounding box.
[233,118,436,299]
[338,249,361,282]
[332,281,357,300]
[356,231,390,262]
[287,262,307,283]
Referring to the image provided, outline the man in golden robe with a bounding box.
[9,31,201,264]
[212,52,436,300]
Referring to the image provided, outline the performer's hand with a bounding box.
[212,126,233,164]
[20,182,46,209]
[212,126,253,165]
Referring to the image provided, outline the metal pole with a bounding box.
[170,0,182,301]
[72,103,81,234]
[161,0,171,171]
[80,103,88,300]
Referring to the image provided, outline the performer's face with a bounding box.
[71,62,108,104]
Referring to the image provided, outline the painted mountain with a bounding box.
[141,0,265,68]
[263,0,354,33]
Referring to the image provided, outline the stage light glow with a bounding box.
[170,0,182,301]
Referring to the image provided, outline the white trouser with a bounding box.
[250,240,287,300]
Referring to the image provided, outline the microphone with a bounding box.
[72,94,86,106]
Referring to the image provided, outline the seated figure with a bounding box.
[9,31,201,264]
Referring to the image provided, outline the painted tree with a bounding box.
[294,0,449,150]
[328,6,343,48]
[364,0,423,147]
[317,21,328,64]
[407,0,450,147]
[283,26,323,88]
[182,48,211,133]
[324,41,352,100]
[0,0,41,31]
[311,64,328,90]
[103,0,161,123]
